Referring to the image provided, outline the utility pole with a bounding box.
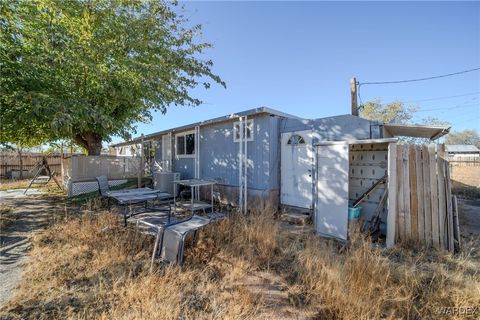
[350,78,358,116]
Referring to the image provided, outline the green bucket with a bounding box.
[348,206,361,220]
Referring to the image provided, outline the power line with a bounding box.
[381,92,480,105]
[359,92,480,109]
[415,103,480,113]
[358,67,480,86]
[452,116,480,126]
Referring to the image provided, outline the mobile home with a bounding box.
[111,106,449,242]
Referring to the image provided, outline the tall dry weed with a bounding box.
[1,208,479,319]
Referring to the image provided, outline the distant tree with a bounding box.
[445,129,480,148]
[1,0,224,155]
[359,100,417,124]
[360,100,450,144]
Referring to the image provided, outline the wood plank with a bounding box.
[402,146,411,240]
[445,163,454,252]
[436,144,447,250]
[409,145,418,242]
[386,143,397,248]
[452,195,461,252]
[396,145,405,242]
[422,145,432,246]
[428,144,440,249]
[415,146,425,242]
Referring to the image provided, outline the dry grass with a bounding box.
[0,205,18,230]
[1,206,479,319]
[0,179,32,191]
[0,178,64,195]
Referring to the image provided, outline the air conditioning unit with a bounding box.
[153,171,180,196]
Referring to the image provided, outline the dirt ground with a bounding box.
[0,189,66,307]
[0,187,479,315]
[458,197,480,237]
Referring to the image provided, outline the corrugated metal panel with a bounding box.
[150,114,281,190]
[384,123,449,140]
[281,115,374,141]
[445,145,480,153]
[199,114,280,190]
[175,158,195,179]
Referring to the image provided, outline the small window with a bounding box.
[287,134,305,145]
[185,133,195,154]
[233,119,254,142]
[176,131,195,157]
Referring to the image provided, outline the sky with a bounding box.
[112,1,480,144]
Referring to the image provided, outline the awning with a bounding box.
[383,124,450,140]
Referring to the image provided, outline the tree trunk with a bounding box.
[74,132,103,155]
[17,148,23,179]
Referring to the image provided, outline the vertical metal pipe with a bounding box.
[138,134,145,188]
[194,125,200,200]
[238,116,243,212]
[244,116,248,214]
[169,132,173,172]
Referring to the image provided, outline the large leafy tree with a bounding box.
[1,0,224,154]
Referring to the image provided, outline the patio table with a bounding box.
[111,192,173,225]
[173,179,216,217]
[104,187,159,197]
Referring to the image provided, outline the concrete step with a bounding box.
[280,212,312,225]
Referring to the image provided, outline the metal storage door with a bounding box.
[315,143,349,240]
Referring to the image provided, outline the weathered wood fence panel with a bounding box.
[395,144,459,252]
[0,152,62,178]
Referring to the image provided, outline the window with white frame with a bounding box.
[233,119,254,142]
[175,131,195,157]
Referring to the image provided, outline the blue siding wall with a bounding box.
[152,114,280,191]
[175,158,195,179]
[150,113,377,193]
[200,114,280,190]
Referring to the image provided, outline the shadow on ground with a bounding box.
[0,189,68,307]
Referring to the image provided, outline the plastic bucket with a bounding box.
[348,206,361,220]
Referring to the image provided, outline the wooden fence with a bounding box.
[395,144,460,252]
[0,152,62,178]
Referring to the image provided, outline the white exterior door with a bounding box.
[281,130,316,209]
[161,134,172,171]
[315,143,349,241]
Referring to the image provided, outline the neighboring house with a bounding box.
[445,144,480,161]
[110,143,142,157]
[110,106,449,241]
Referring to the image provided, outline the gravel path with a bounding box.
[0,189,64,307]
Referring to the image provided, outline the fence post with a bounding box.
[436,144,447,250]
[138,134,144,188]
[386,142,397,248]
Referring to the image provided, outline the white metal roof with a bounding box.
[111,106,301,147]
[445,145,480,153]
[314,138,398,146]
[383,123,450,140]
